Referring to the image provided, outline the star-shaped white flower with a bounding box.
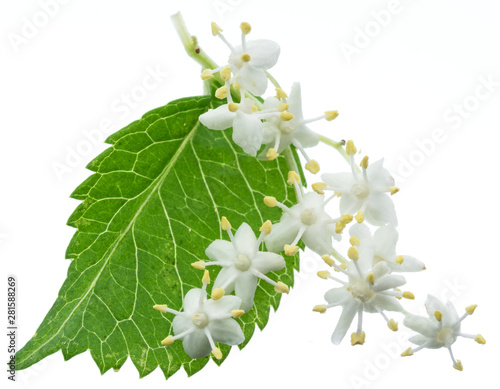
[349,223,425,272]
[206,22,280,96]
[153,270,245,360]
[264,172,342,257]
[314,240,415,346]
[402,295,485,371]
[258,82,338,173]
[192,218,288,312]
[320,140,399,226]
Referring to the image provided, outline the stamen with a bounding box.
[215,86,228,99]
[191,260,206,270]
[325,110,339,121]
[259,220,273,235]
[348,246,359,260]
[351,331,365,346]
[355,211,364,223]
[313,304,327,313]
[211,288,225,301]
[366,272,375,285]
[287,171,301,185]
[434,310,443,322]
[447,347,462,371]
[346,140,357,155]
[233,81,242,90]
[212,347,223,360]
[280,111,294,121]
[395,256,404,265]
[340,214,354,224]
[305,160,320,174]
[211,22,223,36]
[276,88,288,100]
[240,22,251,35]
[153,304,181,315]
[335,221,346,234]
[317,270,330,279]
[274,281,289,293]
[388,319,398,332]
[240,53,251,62]
[201,69,214,80]
[284,244,299,256]
[264,196,278,207]
[465,305,478,315]
[220,66,232,81]
[389,186,400,195]
[322,255,335,267]
[475,334,486,344]
[202,270,210,285]
[232,309,245,318]
[312,182,327,195]
[277,103,289,111]
[401,347,413,357]
[221,216,231,231]
[349,236,360,246]
[266,148,278,161]
[402,291,415,300]
[228,102,239,112]
[161,335,175,346]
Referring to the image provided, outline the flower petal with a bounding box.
[373,225,398,260]
[294,124,320,148]
[424,295,447,319]
[234,65,269,96]
[213,266,239,293]
[205,239,236,266]
[233,222,258,258]
[371,274,406,292]
[182,329,211,359]
[364,192,398,226]
[172,313,192,335]
[251,251,286,275]
[331,301,359,345]
[234,272,258,312]
[287,82,304,121]
[339,193,363,215]
[404,314,438,338]
[204,295,242,317]
[389,254,425,272]
[246,39,280,69]
[209,318,245,345]
[301,223,334,255]
[321,172,356,194]
[199,105,236,130]
[264,214,301,253]
[182,288,203,314]
[232,112,263,156]
[324,287,351,306]
[367,159,394,188]
[370,294,405,313]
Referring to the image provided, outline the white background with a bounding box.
[1,0,499,388]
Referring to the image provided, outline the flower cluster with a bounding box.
[157,18,485,371]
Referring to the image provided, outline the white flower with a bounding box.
[349,223,425,272]
[321,140,398,226]
[402,295,485,371]
[193,218,288,312]
[264,172,342,256]
[314,241,414,346]
[153,270,245,360]
[258,83,338,172]
[204,22,279,96]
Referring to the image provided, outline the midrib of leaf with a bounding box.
[17,119,203,367]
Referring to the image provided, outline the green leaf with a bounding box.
[15,96,301,379]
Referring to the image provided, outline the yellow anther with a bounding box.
[201,69,213,80]
[276,88,288,100]
[227,102,239,112]
[395,255,404,265]
[264,196,277,207]
[277,103,289,112]
[313,304,327,313]
[266,148,278,161]
[366,272,375,285]
[251,105,258,112]
[317,270,330,279]
[395,288,402,300]
[212,347,223,360]
[215,86,228,99]
[220,66,232,81]
[401,347,413,357]
[274,281,289,293]
[434,310,443,322]
[287,171,301,185]
[348,246,359,260]
[153,304,168,313]
[349,236,360,246]
[240,53,251,62]
[360,156,369,169]
[221,216,231,231]
[202,270,210,284]
[388,319,398,332]
[466,304,477,315]
[325,110,339,121]
[232,81,242,90]
[388,187,399,196]
[402,291,415,300]
[339,263,347,270]
[346,140,357,155]
[355,210,365,223]
[305,160,320,174]
[453,360,463,371]
[335,222,346,234]
[322,255,335,267]
[232,309,245,318]
[240,22,252,35]
[312,182,328,195]
[351,331,365,346]
[161,335,174,346]
[280,111,294,121]
[340,214,354,224]
[284,244,299,256]
[475,334,486,344]
[191,260,206,270]
[211,288,225,301]
[260,220,272,235]
[211,22,223,36]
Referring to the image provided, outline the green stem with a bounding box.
[330,248,348,265]
[319,135,350,164]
